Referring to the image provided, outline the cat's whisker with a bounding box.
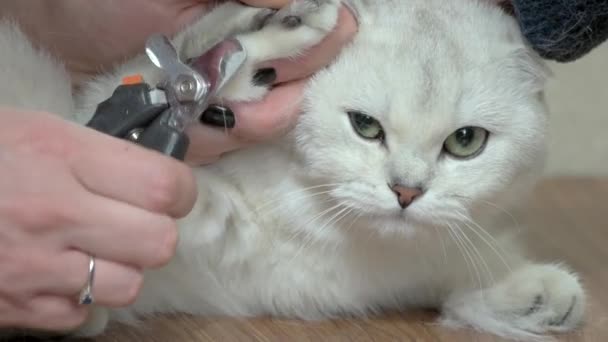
[329,210,365,251]
[455,211,506,252]
[252,183,342,215]
[477,199,520,230]
[259,183,339,202]
[442,219,478,294]
[454,222,496,288]
[321,206,356,251]
[447,221,484,295]
[253,183,339,210]
[281,201,345,250]
[287,203,351,265]
[315,205,353,240]
[432,224,449,266]
[316,205,353,242]
[254,192,336,223]
[455,212,513,273]
[344,211,364,234]
[256,191,336,222]
[450,194,520,229]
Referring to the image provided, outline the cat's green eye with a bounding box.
[348,111,385,141]
[443,127,489,158]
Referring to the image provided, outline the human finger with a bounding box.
[68,126,197,218]
[63,193,178,269]
[43,250,143,308]
[185,79,307,164]
[9,112,196,218]
[9,295,88,332]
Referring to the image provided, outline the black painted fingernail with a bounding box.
[200,105,235,129]
[253,68,277,87]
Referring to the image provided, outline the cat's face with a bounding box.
[293,0,549,234]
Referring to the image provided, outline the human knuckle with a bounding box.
[19,119,75,159]
[3,194,75,232]
[0,196,40,229]
[42,201,77,229]
[66,265,86,291]
[0,254,31,292]
[19,252,47,278]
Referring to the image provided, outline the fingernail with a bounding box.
[253,68,277,86]
[200,105,235,128]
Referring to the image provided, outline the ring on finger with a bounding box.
[78,255,96,305]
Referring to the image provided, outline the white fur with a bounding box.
[0,0,586,340]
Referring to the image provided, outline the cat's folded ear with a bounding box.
[482,0,516,17]
[496,1,516,17]
[502,48,552,94]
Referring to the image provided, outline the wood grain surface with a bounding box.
[10,177,608,342]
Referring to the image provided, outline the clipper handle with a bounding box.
[136,110,190,160]
[86,83,167,137]
[85,79,188,160]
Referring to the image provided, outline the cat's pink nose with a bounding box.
[391,185,423,209]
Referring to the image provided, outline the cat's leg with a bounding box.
[442,262,585,341]
[75,0,340,122]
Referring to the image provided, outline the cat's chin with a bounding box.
[352,209,427,238]
[372,203,465,238]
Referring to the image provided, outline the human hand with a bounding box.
[185,4,358,164]
[0,108,197,331]
[1,0,358,165]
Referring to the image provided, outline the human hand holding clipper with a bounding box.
[0,0,357,333]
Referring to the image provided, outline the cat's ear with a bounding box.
[504,48,552,94]
[482,0,516,17]
[496,1,516,17]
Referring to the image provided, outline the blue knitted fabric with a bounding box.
[512,0,608,62]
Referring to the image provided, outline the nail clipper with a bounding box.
[86,35,247,160]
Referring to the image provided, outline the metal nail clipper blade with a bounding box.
[145,34,247,130]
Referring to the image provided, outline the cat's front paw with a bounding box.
[217,0,341,102]
[442,264,586,341]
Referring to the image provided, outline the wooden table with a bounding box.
[15,178,608,342]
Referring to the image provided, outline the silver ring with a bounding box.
[78,255,96,305]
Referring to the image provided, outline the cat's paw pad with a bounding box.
[264,0,340,32]
[443,264,586,340]
[216,0,340,102]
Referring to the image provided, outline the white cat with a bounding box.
[0,0,586,340]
